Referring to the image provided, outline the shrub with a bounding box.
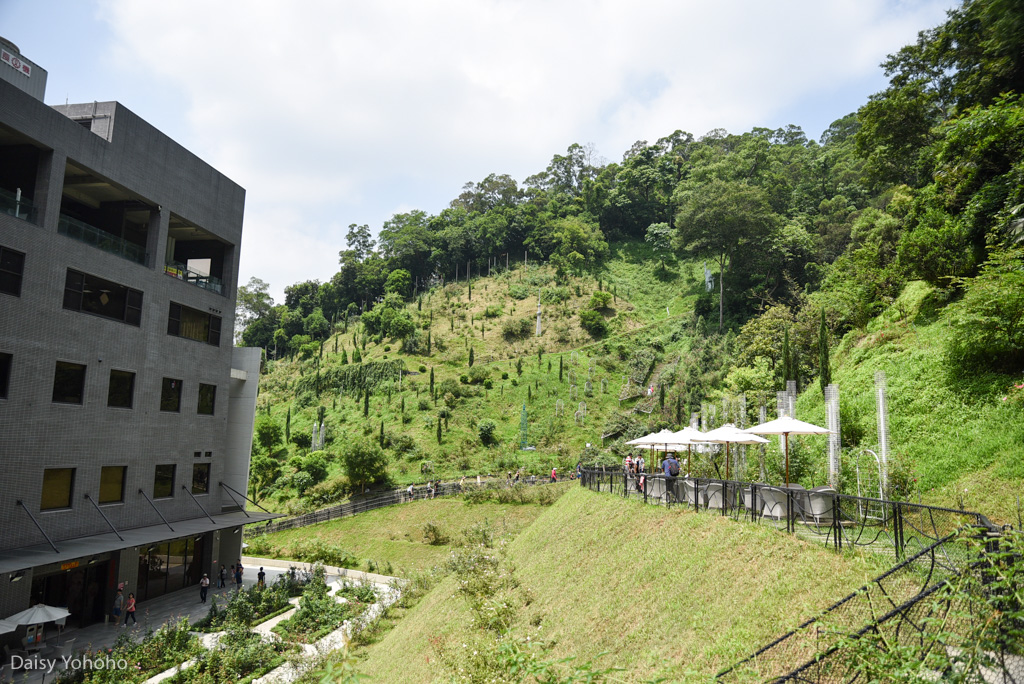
[579,309,608,337]
[508,284,530,300]
[423,521,450,545]
[484,305,503,318]
[589,290,613,310]
[502,317,533,340]
[418,364,427,372]
[478,420,497,446]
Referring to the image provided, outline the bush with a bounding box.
[484,305,503,318]
[290,539,359,568]
[589,290,613,310]
[423,521,450,545]
[478,420,497,446]
[468,366,490,384]
[579,309,608,337]
[418,398,430,411]
[508,284,530,300]
[502,317,533,340]
[418,364,427,372]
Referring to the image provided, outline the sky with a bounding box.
[1,0,956,303]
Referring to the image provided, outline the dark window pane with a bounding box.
[99,466,126,504]
[209,316,221,346]
[126,289,143,326]
[0,246,25,297]
[107,370,135,408]
[160,377,182,412]
[167,303,181,336]
[41,468,74,510]
[193,451,201,458]
[204,451,212,458]
[52,361,86,404]
[0,352,10,399]
[154,464,175,498]
[62,270,84,311]
[192,464,210,495]
[197,383,216,415]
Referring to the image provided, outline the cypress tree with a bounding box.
[353,346,361,363]
[430,367,435,395]
[334,336,338,354]
[676,396,682,425]
[468,347,474,367]
[516,357,523,376]
[285,407,291,443]
[380,420,385,448]
[538,348,543,367]
[418,295,422,311]
[819,308,831,396]
[436,417,442,444]
[468,279,472,300]
[558,356,563,382]
[341,348,348,364]
[547,359,551,373]
[659,384,665,409]
[427,330,432,355]
[528,385,532,401]
[450,316,454,332]
[363,389,370,417]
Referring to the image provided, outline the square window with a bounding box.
[41,468,74,510]
[153,464,176,498]
[160,377,182,412]
[0,246,25,297]
[194,451,202,458]
[198,383,216,415]
[192,464,210,495]
[52,361,86,404]
[204,451,212,458]
[107,370,135,408]
[99,466,126,504]
[0,352,11,399]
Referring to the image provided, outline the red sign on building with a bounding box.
[1,49,32,77]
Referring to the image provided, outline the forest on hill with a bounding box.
[236,0,1024,518]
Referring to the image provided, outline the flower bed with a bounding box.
[55,619,200,684]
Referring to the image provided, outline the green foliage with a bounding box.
[579,309,607,337]
[501,317,533,340]
[478,419,497,446]
[289,540,359,568]
[254,415,283,453]
[588,290,613,310]
[342,438,389,492]
[422,521,450,545]
[944,242,1024,372]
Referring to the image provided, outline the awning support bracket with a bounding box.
[181,486,217,525]
[16,500,60,553]
[84,493,125,541]
[137,489,175,532]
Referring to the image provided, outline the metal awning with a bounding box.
[0,510,279,575]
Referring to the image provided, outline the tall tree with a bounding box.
[675,179,779,329]
[818,308,832,395]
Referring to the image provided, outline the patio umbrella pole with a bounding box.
[785,434,790,487]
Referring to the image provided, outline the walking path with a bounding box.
[3,559,399,684]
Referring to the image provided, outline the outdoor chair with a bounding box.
[759,487,793,521]
[703,482,727,510]
[801,490,837,527]
[677,478,698,507]
[647,477,665,501]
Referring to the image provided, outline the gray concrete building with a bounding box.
[0,39,273,636]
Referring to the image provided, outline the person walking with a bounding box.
[257,567,266,589]
[200,574,210,603]
[111,589,123,625]
[550,467,557,483]
[219,564,226,588]
[122,592,137,627]
[234,564,243,591]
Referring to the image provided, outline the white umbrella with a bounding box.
[697,424,768,480]
[5,604,72,644]
[747,415,831,486]
[625,429,682,468]
[0,617,17,634]
[4,604,70,624]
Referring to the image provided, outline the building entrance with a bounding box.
[29,558,112,628]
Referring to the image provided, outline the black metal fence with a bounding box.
[579,469,997,563]
[581,469,1021,683]
[246,476,551,536]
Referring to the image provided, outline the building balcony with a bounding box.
[164,260,224,295]
[0,186,38,224]
[57,214,149,266]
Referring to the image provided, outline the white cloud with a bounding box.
[90,0,952,300]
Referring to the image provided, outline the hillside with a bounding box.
[353,486,887,682]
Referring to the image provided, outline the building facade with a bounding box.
[0,39,271,632]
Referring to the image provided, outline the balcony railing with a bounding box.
[57,214,148,265]
[0,187,38,224]
[164,260,224,295]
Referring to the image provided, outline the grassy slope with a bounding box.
[792,281,1024,524]
[356,487,886,683]
[251,496,559,573]
[255,243,703,512]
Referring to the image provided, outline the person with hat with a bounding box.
[550,467,557,483]
[199,573,210,603]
